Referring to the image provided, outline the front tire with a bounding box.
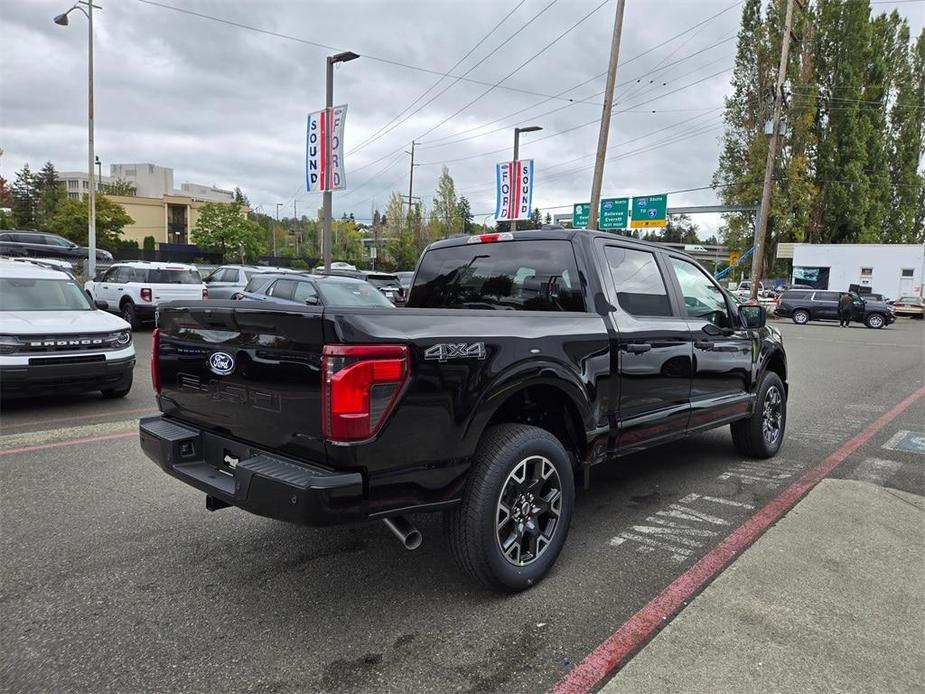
[446,424,575,592]
[864,313,885,329]
[731,371,786,459]
[791,309,809,325]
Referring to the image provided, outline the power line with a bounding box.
[134,0,605,106]
[347,0,553,156]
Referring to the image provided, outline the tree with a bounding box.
[192,202,265,262]
[11,164,37,228]
[544,212,552,225]
[643,214,700,244]
[0,175,13,208]
[457,195,473,235]
[34,161,65,229]
[384,192,419,269]
[102,179,137,196]
[143,235,156,251]
[47,195,134,250]
[233,186,250,206]
[431,166,461,240]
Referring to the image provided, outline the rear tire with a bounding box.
[731,372,786,459]
[446,423,574,592]
[120,300,139,330]
[864,313,885,329]
[791,309,809,325]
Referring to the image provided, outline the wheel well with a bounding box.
[765,350,787,393]
[486,384,587,466]
[119,296,134,308]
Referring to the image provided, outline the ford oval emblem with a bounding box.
[208,351,235,376]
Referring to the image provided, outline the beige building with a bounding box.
[110,193,248,247]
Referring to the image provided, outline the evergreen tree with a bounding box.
[35,161,65,229]
[11,164,37,228]
[458,195,474,234]
[233,186,250,206]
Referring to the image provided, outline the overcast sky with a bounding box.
[2,0,922,238]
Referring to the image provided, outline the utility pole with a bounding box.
[406,140,416,233]
[588,0,626,231]
[293,200,299,258]
[274,202,282,256]
[750,0,797,300]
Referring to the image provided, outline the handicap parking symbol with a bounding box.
[882,430,925,455]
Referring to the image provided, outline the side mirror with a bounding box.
[94,300,109,310]
[739,304,766,329]
[305,296,320,306]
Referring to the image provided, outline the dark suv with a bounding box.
[0,231,113,267]
[776,290,894,329]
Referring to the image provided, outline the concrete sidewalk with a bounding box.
[602,479,925,694]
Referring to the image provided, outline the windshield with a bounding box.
[0,278,93,311]
[409,240,585,311]
[365,275,400,288]
[898,296,921,303]
[316,281,395,307]
[147,269,202,284]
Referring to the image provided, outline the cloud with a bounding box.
[2,0,922,239]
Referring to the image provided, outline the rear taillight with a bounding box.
[202,287,208,299]
[321,344,408,442]
[140,287,152,302]
[151,328,161,393]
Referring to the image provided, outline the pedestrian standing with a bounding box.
[838,292,854,327]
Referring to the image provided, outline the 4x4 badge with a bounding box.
[209,351,235,376]
[424,342,487,362]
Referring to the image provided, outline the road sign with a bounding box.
[573,202,590,228]
[599,197,629,230]
[306,104,348,192]
[495,159,534,221]
[728,251,741,265]
[630,194,668,228]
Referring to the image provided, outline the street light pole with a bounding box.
[55,1,98,278]
[511,125,542,232]
[322,51,359,273]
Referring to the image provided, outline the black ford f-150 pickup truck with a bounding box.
[140,229,788,591]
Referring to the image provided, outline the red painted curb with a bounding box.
[0,431,137,457]
[550,384,925,694]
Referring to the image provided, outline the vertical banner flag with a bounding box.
[306,104,348,192]
[495,159,535,221]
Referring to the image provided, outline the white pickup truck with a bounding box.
[85,261,207,329]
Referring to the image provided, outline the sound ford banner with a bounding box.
[495,159,534,221]
[306,105,348,192]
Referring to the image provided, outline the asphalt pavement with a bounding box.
[1,319,923,693]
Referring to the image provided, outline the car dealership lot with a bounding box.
[2,320,923,693]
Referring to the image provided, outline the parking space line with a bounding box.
[549,383,925,694]
[0,431,137,457]
[0,407,157,432]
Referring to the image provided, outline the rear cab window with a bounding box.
[603,246,672,317]
[408,240,586,312]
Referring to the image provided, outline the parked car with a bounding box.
[84,261,207,329]
[891,296,924,318]
[776,289,895,329]
[319,270,406,305]
[235,272,395,308]
[202,265,300,300]
[140,229,787,592]
[0,230,113,269]
[396,271,414,293]
[0,259,134,398]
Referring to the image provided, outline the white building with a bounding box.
[110,163,174,198]
[60,171,113,200]
[785,243,924,298]
[178,182,234,203]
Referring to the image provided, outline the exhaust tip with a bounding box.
[382,516,422,551]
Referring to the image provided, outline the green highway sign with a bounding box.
[599,197,629,230]
[573,202,590,228]
[630,194,668,228]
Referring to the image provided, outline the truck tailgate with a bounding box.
[155,303,325,458]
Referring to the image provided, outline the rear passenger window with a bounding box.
[813,292,838,301]
[269,279,297,300]
[604,246,672,317]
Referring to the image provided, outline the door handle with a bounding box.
[694,340,714,350]
[625,343,652,354]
